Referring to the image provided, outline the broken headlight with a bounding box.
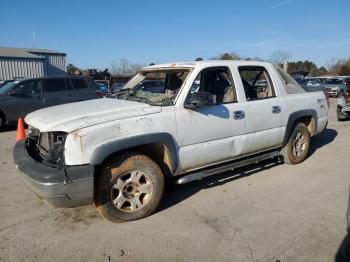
[38,132,67,165]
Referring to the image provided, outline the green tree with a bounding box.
[211,52,240,60]
[195,57,204,61]
[67,63,81,75]
[316,67,328,76]
[220,52,240,60]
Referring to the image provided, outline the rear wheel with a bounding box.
[94,153,164,222]
[281,123,310,164]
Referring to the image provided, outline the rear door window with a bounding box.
[238,66,275,101]
[44,79,66,92]
[71,79,87,89]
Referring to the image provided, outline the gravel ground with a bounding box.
[0,98,349,262]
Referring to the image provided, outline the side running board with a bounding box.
[174,151,280,184]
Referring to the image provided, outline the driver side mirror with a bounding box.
[185,91,214,109]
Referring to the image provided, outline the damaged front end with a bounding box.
[27,126,67,167]
[14,126,94,207]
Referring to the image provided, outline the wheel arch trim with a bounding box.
[89,132,179,174]
[283,109,317,146]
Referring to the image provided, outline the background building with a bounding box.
[0,47,67,80]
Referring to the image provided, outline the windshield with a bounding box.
[0,81,19,94]
[116,69,191,106]
[325,78,343,85]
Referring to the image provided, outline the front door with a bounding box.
[6,79,44,120]
[175,67,247,172]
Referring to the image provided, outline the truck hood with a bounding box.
[25,98,162,132]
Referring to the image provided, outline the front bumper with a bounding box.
[13,141,94,207]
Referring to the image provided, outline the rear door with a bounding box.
[70,78,98,101]
[43,78,69,107]
[5,79,44,120]
[237,66,285,153]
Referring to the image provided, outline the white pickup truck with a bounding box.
[14,60,328,222]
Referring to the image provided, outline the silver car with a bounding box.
[0,76,99,128]
[324,77,348,97]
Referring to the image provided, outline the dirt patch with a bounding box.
[54,206,101,226]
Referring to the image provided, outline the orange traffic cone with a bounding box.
[16,118,26,141]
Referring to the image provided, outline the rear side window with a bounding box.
[277,67,305,94]
[44,79,66,92]
[238,66,275,101]
[71,79,87,89]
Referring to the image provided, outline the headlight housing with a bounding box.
[38,132,67,165]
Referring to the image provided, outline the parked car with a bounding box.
[0,76,99,128]
[14,60,328,222]
[96,83,108,97]
[298,79,326,93]
[336,77,350,121]
[324,77,347,97]
[134,80,165,93]
[298,78,321,87]
[111,81,127,94]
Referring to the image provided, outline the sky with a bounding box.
[1,0,349,69]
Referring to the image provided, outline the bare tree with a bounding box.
[109,58,145,76]
[325,57,337,75]
[270,50,291,65]
[119,58,130,75]
[129,63,144,75]
[109,60,118,74]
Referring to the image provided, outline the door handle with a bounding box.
[233,111,245,120]
[272,106,281,114]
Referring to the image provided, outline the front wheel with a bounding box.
[281,123,310,164]
[94,153,165,222]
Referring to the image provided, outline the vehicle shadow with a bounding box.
[158,159,282,213]
[158,128,337,214]
[336,232,350,261]
[0,124,17,133]
[309,128,337,157]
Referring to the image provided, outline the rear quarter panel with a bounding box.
[284,91,328,135]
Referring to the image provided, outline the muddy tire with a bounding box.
[337,106,348,121]
[281,123,310,165]
[94,153,164,223]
